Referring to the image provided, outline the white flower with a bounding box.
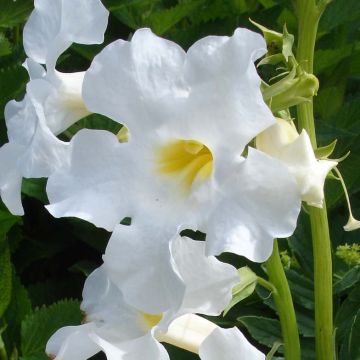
[46,263,264,360]
[46,28,301,263]
[256,118,337,207]
[0,0,108,215]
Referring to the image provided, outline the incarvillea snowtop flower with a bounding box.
[256,118,337,208]
[46,253,264,360]
[0,0,109,215]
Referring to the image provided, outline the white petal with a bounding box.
[83,28,187,135]
[171,236,239,316]
[91,331,169,360]
[83,27,273,155]
[103,223,185,314]
[23,58,46,80]
[278,131,337,207]
[81,266,145,341]
[199,327,265,360]
[182,27,273,152]
[0,143,24,215]
[27,72,89,135]
[23,0,108,68]
[206,148,301,262]
[46,129,129,231]
[5,95,69,178]
[46,323,100,360]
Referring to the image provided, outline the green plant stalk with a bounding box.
[266,240,300,360]
[295,1,333,359]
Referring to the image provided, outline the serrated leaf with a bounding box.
[0,205,21,241]
[3,276,32,349]
[21,300,82,357]
[237,315,282,349]
[0,0,33,28]
[0,242,12,318]
[223,267,257,315]
[0,33,11,57]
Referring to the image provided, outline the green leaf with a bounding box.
[0,33,11,57]
[349,309,360,359]
[0,242,12,318]
[0,205,21,241]
[334,266,360,294]
[285,269,314,310]
[0,0,33,28]
[112,0,206,35]
[3,277,32,349]
[21,178,48,204]
[223,267,257,315]
[21,300,82,358]
[237,315,282,349]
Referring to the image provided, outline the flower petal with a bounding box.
[205,148,301,262]
[170,236,239,316]
[103,223,185,314]
[46,129,129,231]
[0,143,24,215]
[83,28,187,135]
[23,0,108,68]
[46,323,100,360]
[81,266,145,341]
[199,327,265,360]
[91,331,169,360]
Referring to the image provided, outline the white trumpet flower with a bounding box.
[46,264,264,360]
[0,0,108,214]
[256,118,337,208]
[46,28,301,264]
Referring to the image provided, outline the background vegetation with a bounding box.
[0,0,359,359]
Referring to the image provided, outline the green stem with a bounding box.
[266,240,300,360]
[295,1,333,359]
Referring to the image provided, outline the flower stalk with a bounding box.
[266,240,301,360]
[295,1,333,358]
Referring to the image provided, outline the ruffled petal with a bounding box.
[199,327,265,360]
[23,0,109,68]
[0,143,24,215]
[46,323,100,360]
[81,266,145,341]
[103,223,185,314]
[83,28,187,135]
[83,27,273,156]
[46,129,129,231]
[205,148,301,262]
[170,236,239,316]
[91,331,169,360]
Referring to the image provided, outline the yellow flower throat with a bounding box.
[157,140,213,191]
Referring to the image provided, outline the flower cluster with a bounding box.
[0,0,341,358]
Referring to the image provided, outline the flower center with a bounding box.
[140,312,163,329]
[156,140,213,191]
